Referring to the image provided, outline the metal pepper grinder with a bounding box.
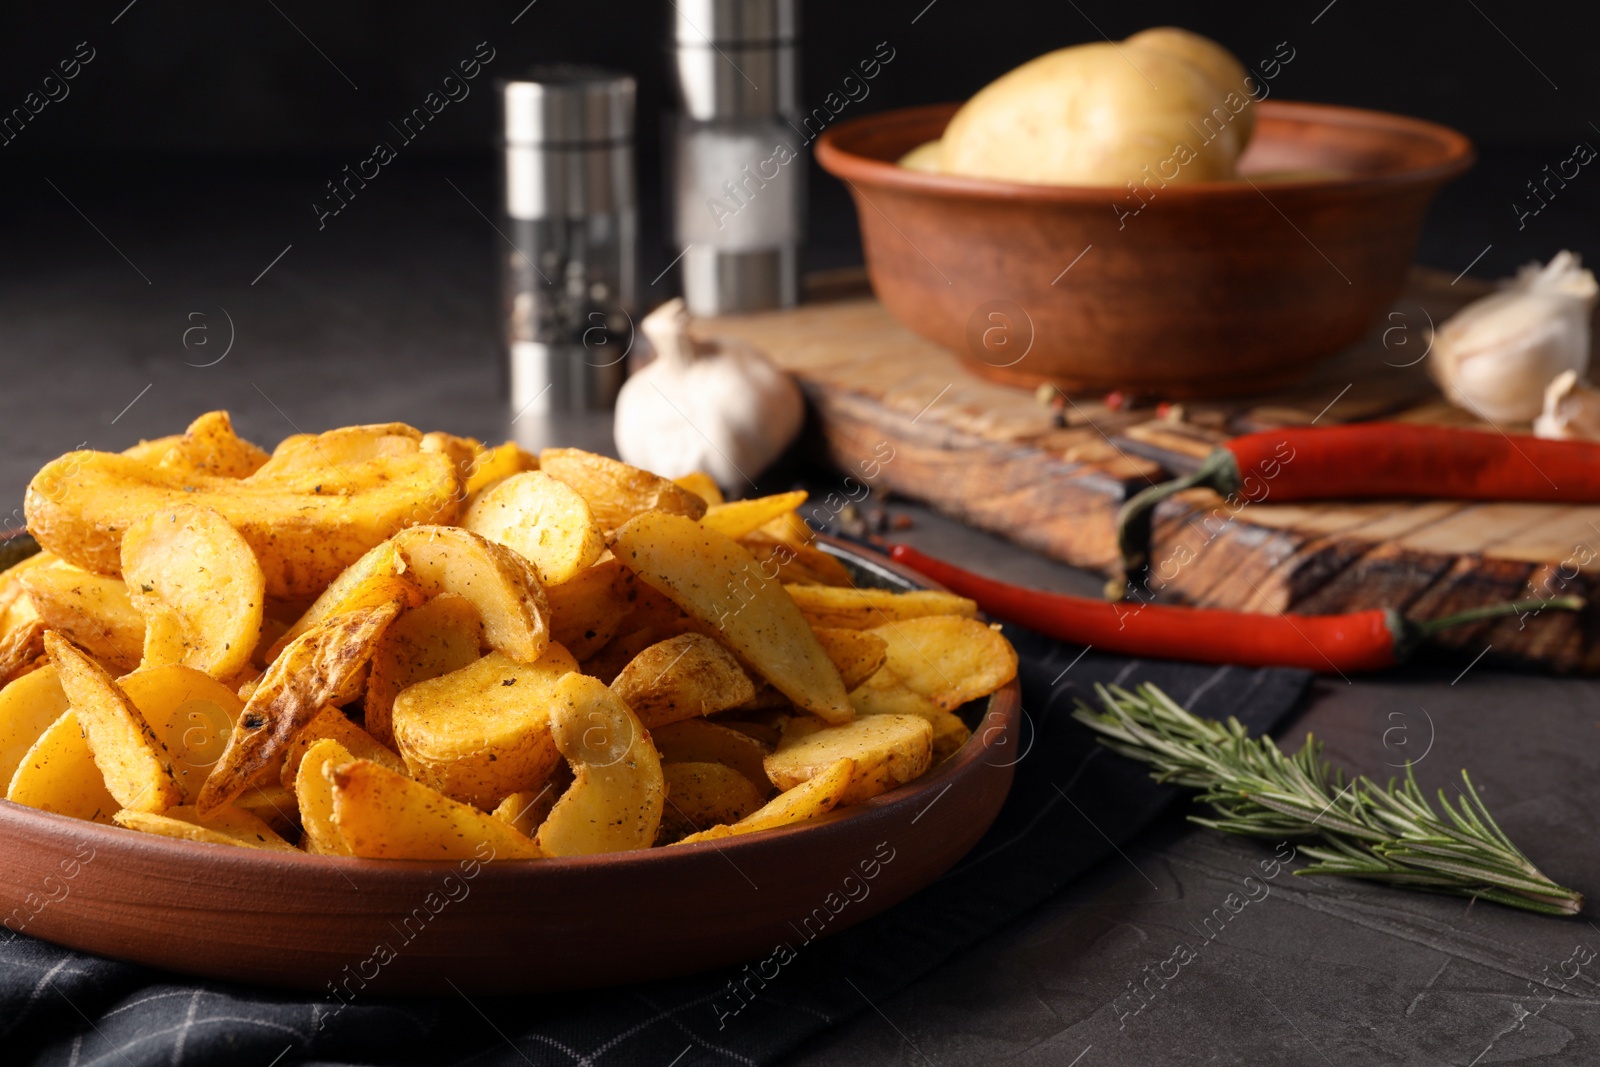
[670,0,802,315]
[500,66,637,450]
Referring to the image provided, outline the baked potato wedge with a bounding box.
[464,440,537,499]
[390,526,549,664]
[813,627,889,691]
[115,804,296,851]
[700,490,807,540]
[609,632,755,729]
[281,704,406,790]
[251,423,423,479]
[867,615,1018,711]
[363,592,483,748]
[18,564,145,673]
[46,633,183,813]
[0,664,71,786]
[545,556,636,660]
[783,584,979,630]
[539,448,707,529]
[121,505,266,680]
[536,673,664,856]
[392,646,576,808]
[26,448,461,599]
[197,601,400,813]
[463,471,605,586]
[650,718,772,792]
[676,757,854,843]
[330,758,544,860]
[612,512,851,723]
[6,708,119,822]
[118,664,245,803]
[672,471,724,507]
[764,713,932,805]
[265,541,424,662]
[295,737,356,855]
[156,411,270,479]
[659,761,765,841]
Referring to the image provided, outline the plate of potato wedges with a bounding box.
[0,413,1021,992]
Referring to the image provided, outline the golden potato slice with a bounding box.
[867,615,1018,711]
[673,471,724,507]
[266,541,425,662]
[463,471,605,586]
[25,448,461,600]
[465,440,538,499]
[659,761,765,841]
[741,535,855,587]
[650,718,772,791]
[392,646,576,808]
[115,804,296,851]
[296,737,355,855]
[610,633,755,729]
[489,767,569,838]
[119,664,245,804]
[701,491,808,540]
[546,557,635,660]
[536,673,664,856]
[814,627,888,691]
[45,633,182,813]
[783,585,979,630]
[758,508,813,546]
[539,448,708,529]
[363,593,483,748]
[0,619,46,687]
[251,423,423,479]
[420,430,485,484]
[850,677,974,762]
[675,758,854,844]
[330,758,544,860]
[7,709,119,822]
[156,411,270,478]
[0,664,71,785]
[612,512,851,723]
[197,602,401,813]
[390,526,549,664]
[765,713,932,805]
[19,564,144,673]
[281,705,406,790]
[121,505,266,680]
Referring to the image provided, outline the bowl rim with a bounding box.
[815,99,1476,201]
[0,534,1022,878]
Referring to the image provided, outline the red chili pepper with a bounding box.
[889,543,1581,674]
[1116,424,1600,594]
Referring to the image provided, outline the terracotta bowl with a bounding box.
[0,539,1020,994]
[814,101,1473,397]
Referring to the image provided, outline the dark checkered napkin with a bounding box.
[2,627,1309,1067]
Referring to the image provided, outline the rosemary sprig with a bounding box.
[1072,682,1583,916]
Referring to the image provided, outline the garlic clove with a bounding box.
[1533,368,1600,441]
[1429,251,1597,424]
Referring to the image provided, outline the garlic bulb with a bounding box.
[1533,369,1600,440]
[614,299,804,491]
[1429,251,1597,423]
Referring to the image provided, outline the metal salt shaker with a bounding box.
[500,67,637,449]
[670,0,802,314]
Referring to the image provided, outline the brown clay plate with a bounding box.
[0,536,1021,994]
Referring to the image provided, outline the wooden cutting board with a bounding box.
[705,267,1600,674]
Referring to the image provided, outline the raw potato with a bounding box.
[650,718,773,792]
[280,704,406,790]
[392,647,576,808]
[609,633,755,728]
[391,526,550,664]
[122,505,266,680]
[700,491,808,540]
[266,541,424,662]
[676,758,855,844]
[0,665,71,785]
[1124,27,1256,144]
[25,448,461,600]
[659,762,765,841]
[18,564,146,672]
[545,557,636,660]
[463,471,605,586]
[197,602,400,814]
[331,758,544,860]
[612,512,852,724]
[539,448,708,529]
[536,673,664,856]
[156,411,270,479]
[119,664,245,804]
[867,615,1018,711]
[813,627,889,691]
[115,804,296,851]
[46,633,183,813]
[7,709,119,823]
[783,585,978,630]
[765,713,932,806]
[363,593,483,748]
[251,423,423,479]
[296,737,356,855]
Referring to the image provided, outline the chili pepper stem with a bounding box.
[1112,449,1240,600]
[1386,596,1586,661]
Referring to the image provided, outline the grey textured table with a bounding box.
[1,159,1597,1066]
